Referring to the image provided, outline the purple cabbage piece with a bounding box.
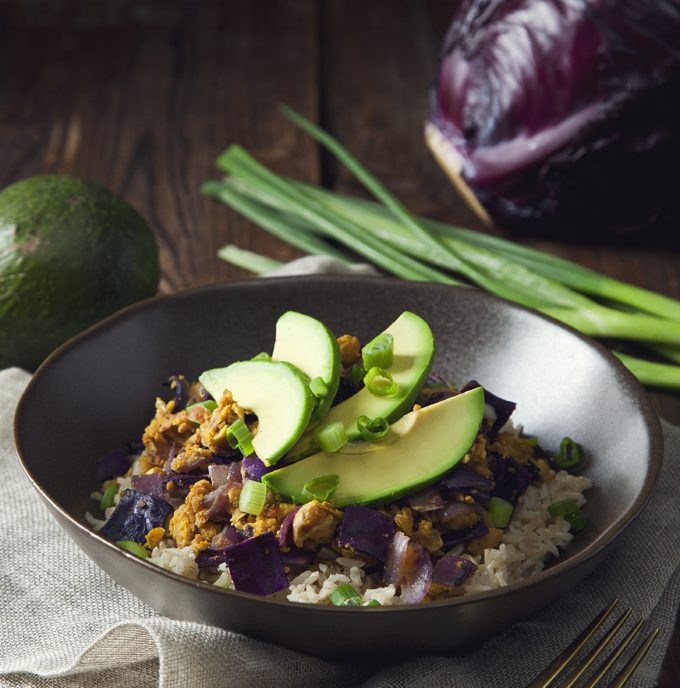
[459,380,516,437]
[384,531,433,604]
[100,489,173,544]
[163,473,208,491]
[164,375,190,411]
[430,0,680,237]
[130,473,168,501]
[432,555,478,587]
[440,463,492,493]
[489,454,536,505]
[208,464,231,486]
[338,506,396,561]
[441,520,489,549]
[278,507,299,548]
[202,482,239,521]
[196,549,230,568]
[437,501,480,527]
[211,524,244,550]
[242,455,276,482]
[222,532,289,595]
[408,486,445,512]
[95,450,132,482]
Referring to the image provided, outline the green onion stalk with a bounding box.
[203,106,680,390]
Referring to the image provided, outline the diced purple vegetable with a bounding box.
[432,555,477,587]
[440,463,492,493]
[209,464,231,486]
[196,549,230,568]
[384,531,433,604]
[223,532,289,595]
[437,501,480,527]
[164,375,190,411]
[441,520,489,549]
[408,486,445,512]
[278,507,299,548]
[130,473,168,501]
[338,506,396,561]
[100,489,173,544]
[242,455,276,482]
[95,450,132,482]
[211,524,244,550]
[488,454,536,505]
[459,380,516,437]
[202,482,240,521]
[236,523,254,539]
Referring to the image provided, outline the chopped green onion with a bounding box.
[356,415,389,441]
[361,333,394,370]
[239,479,267,515]
[349,363,366,387]
[310,376,329,399]
[329,583,362,606]
[564,509,588,533]
[252,352,272,361]
[226,419,255,456]
[365,599,382,607]
[363,367,399,396]
[301,474,340,502]
[314,421,348,452]
[524,437,539,447]
[116,540,149,558]
[186,399,218,412]
[555,437,583,469]
[100,484,118,511]
[548,499,580,518]
[488,496,514,528]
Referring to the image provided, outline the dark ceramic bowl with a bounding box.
[14,277,662,658]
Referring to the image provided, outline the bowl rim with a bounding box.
[14,275,664,614]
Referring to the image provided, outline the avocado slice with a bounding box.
[262,386,485,506]
[272,311,341,423]
[288,310,434,457]
[199,360,315,465]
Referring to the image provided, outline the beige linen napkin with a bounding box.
[1,259,678,688]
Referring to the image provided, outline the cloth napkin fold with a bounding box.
[2,259,679,688]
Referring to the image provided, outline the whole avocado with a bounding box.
[0,175,159,370]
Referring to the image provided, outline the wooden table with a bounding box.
[3,0,678,682]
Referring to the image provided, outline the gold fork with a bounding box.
[526,599,660,688]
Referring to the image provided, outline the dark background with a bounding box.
[3,0,678,682]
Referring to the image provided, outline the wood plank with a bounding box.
[0,0,318,292]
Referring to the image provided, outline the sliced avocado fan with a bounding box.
[263,386,485,506]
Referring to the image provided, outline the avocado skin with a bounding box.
[0,175,159,370]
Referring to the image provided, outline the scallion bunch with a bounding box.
[203,105,680,390]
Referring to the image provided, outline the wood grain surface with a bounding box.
[1,0,677,682]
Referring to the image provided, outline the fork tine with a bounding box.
[525,599,619,688]
[560,608,632,688]
[580,618,645,688]
[607,627,660,688]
